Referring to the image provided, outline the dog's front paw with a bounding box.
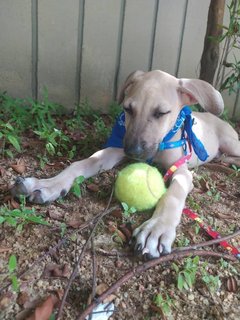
[132,217,176,259]
[10,177,67,204]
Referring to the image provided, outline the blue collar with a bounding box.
[159,106,209,162]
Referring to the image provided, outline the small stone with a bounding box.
[188,294,195,301]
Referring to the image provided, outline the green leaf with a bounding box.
[177,274,184,290]
[75,176,85,185]
[11,275,19,292]
[172,263,179,273]
[0,216,6,223]
[7,135,21,152]
[121,202,129,212]
[8,255,17,273]
[183,271,193,287]
[26,215,50,225]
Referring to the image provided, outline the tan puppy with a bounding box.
[12,70,240,259]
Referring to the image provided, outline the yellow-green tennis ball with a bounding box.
[115,163,166,211]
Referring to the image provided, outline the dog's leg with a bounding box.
[133,165,193,259]
[11,148,124,204]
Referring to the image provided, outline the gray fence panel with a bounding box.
[118,0,156,87]
[152,0,188,76]
[0,0,32,98]
[178,0,210,78]
[38,0,79,108]
[80,0,122,111]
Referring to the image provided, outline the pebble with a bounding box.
[188,294,195,301]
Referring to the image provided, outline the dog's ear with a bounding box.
[178,79,224,115]
[117,70,145,104]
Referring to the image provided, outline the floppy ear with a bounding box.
[117,70,145,104]
[178,78,224,115]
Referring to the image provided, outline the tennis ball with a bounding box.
[115,163,166,211]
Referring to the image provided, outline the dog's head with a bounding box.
[118,70,224,160]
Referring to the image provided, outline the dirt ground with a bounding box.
[0,124,240,320]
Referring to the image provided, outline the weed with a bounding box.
[214,0,240,94]
[29,89,62,130]
[60,222,67,237]
[0,121,21,157]
[0,198,50,231]
[121,202,136,223]
[70,176,85,198]
[231,164,240,177]
[219,258,238,274]
[176,235,190,247]
[8,254,19,292]
[153,292,175,315]
[172,256,200,290]
[34,127,72,157]
[201,262,221,293]
[187,196,201,212]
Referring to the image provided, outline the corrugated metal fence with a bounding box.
[0,0,239,117]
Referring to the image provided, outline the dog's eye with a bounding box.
[123,104,133,116]
[153,110,170,119]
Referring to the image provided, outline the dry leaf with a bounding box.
[43,263,69,278]
[87,183,99,192]
[9,198,20,209]
[11,159,26,174]
[87,283,116,305]
[119,224,132,241]
[0,167,6,176]
[66,219,83,228]
[226,276,238,293]
[26,294,58,320]
[110,208,123,219]
[0,247,11,253]
[17,292,29,306]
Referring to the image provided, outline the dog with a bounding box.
[11,70,240,259]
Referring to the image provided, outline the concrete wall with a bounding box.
[0,0,239,117]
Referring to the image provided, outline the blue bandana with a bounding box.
[104,106,209,162]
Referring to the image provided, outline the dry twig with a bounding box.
[56,189,116,319]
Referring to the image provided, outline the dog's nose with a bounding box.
[124,144,144,158]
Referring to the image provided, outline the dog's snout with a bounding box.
[124,140,147,159]
[124,144,143,158]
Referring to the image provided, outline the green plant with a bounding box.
[29,89,62,130]
[187,196,201,212]
[34,127,73,157]
[70,176,85,198]
[8,254,19,292]
[0,121,21,157]
[214,0,240,94]
[121,202,136,223]
[0,199,50,231]
[93,116,111,141]
[232,164,240,171]
[219,258,238,274]
[153,292,175,316]
[176,235,190,247]
[0,92,32,131]
[172,256,200,290]
[201,262,221,293]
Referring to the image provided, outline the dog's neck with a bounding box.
[158,106,209,162]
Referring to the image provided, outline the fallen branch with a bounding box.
[176,229,240,252]
[77,249,236,320]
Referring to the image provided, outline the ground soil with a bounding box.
[0,123,239,320]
